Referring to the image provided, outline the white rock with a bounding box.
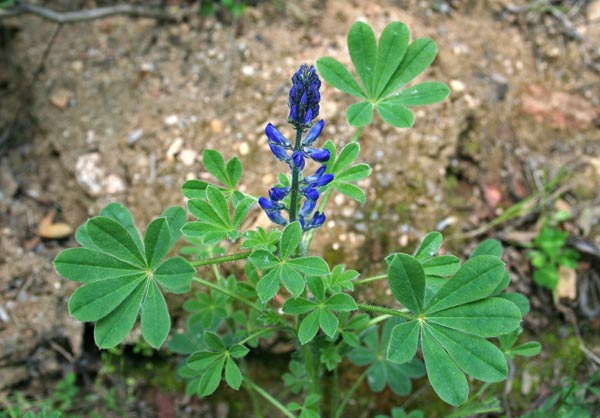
[164,114,179,126]
[166,137,184,161]
[179,149,198,166]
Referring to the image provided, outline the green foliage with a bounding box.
[521,370,600,418]
[199,0,246,18]
[322,140,372,204]
[529,225,579,290]
[54,204,194,348]
[317,22,449,128]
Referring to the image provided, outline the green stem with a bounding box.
[367,314,392,327]
[302,343,321,401]
[190,251,251,268]
[237,328,276,346]
[192,277,260,312]
[330,367,339,418]
[350,126,363,143]
[244,376,297,418]
[354,274,387,286]
[301,187,333,254]
[334,368,369,418]
[357,303,415,321]
[289,129,304,223]
[245,381,264,418]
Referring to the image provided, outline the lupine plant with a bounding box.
[53,21,539,417]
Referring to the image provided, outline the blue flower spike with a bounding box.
[259,64,333,233]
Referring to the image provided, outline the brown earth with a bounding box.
[1,0,599,417]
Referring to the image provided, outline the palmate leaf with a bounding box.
[322,140,372,205]
[384,233,527,406]
[317,21,448,129]
[54,204,194,349]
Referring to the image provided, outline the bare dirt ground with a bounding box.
[1,0,600,417]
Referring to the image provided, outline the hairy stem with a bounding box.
[357,303,415,320]
[334,368,369,418]
[192,277,260,312]
[354,274,387,286]
[288,129,304,223]
[244,376,297,418]
[190,251,251,267]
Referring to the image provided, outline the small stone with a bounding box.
[0,161,18,202]
[70,60,84,72]
[50,88,74,110]
[140,62,155,73]
[241,65,254,76]
[103,174,126,194]
[210,119,223,133]
[75,153,126,196]
[127,128,144,146]
[166,137,183,161]
[179,149,198,166]
[449,79,466,93]
[239,142,250,156]
[164,114,179,126]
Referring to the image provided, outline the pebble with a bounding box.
[239,142,250,156]
[449,79,466,93]
[75,153,126,196]
[0,162,18,202]
[166,137,184,161]
[49,88,74,110]
[127,128,144,146]
[164,114,179,126]
[211,119,223,133]
[179,149,198,166]
[241,65,254,76]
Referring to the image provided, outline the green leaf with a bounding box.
[380,38,438,98]
[280,264,305,298]
[299,310,320,345]
[316,57,366,99]
[187,351,223,370]
[427,324,507,382]
[425,255,506,314]
[306,275,325,302]
[206,186,231,227]
[54,248,141,283]
[287,256,330,276]
[204,332,226,351]
[225,358,243,390]
[421,327,468,406]
[68,273,146,321]
[75,223,101,251]
[229,344,250,358]
[367,361,387,392]
[203,149,229,186]
[533,265,559,289]
[384,82,450,106]
[387,253,425,313]
[387,320,420,364]
[161,206,187,248]
[226,156,242,188]
[153,257,194,294]
[498,292,530,316]
[141,280,170,348]
[197,357,225,397]
[319,309,339,338]
[335,163,371,183]
[348,345,377,366]
[249,249,279,270]
[346,101,373,127]
[87,217,146,267]
[181,179,209,199]
[280,221,302,259]
[325,293,357,311]
[233,197,255,230]
[283,298,317,315]
[376,101,414,128]
[348,21,378,96]
[510,342,541,357]
[100,203,144,253]
[427,297,522,337]
[422,255,460,277]
[332,142,359,173]
[414,232,443,262]
[94,283,145,349]
[374,22,410,97]
[144,218,171,270]
[471,239,503,258]
[335,182,366,205]
[256,268,281,303]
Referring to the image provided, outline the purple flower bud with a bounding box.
[269,143,290,162]
[302,119,325,146]
[315,173,334,187]
[305,147,330,162]
[269,187,290,202]
[266,123,291,147]
[302,108,313,125]
[308,211,326,229]
[303,165,327,183]
[302,185,320,201]
[266,210,288,226]
[258,196,283,211]
[292,150,305,170]
[299,199,317,218]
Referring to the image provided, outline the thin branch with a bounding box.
[0,2,179,23]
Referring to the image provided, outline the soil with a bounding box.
[1,0,600,417]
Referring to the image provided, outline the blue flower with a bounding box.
[288,64,321,130]
[269,187,290,202]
